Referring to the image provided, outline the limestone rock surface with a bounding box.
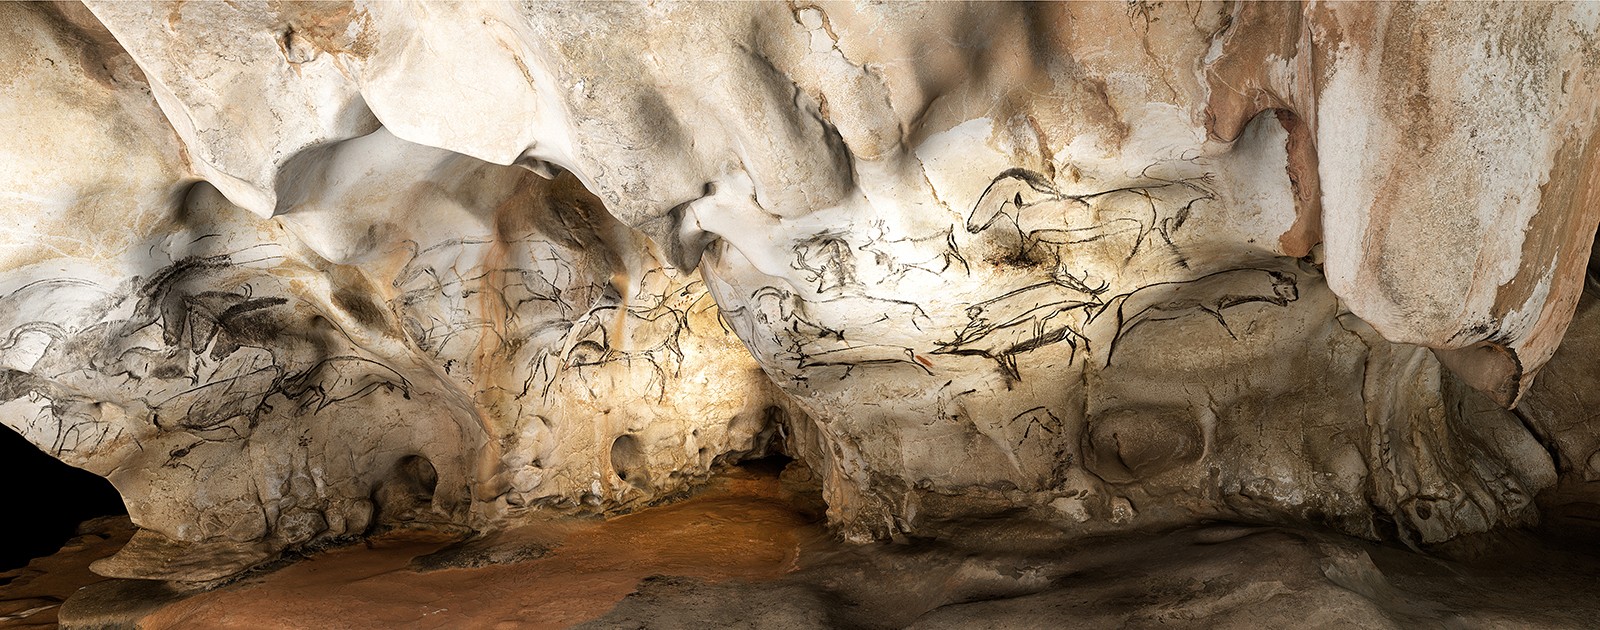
[1,1,1598,582]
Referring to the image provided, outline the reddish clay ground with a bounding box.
[140,470,821,629]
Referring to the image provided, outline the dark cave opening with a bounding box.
[1587,229,1600,295]
[732,452,794,477]
[0,423,126,572]
[373,454,439,524]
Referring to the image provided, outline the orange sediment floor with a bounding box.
[0,517,133,628]
[139,469,823,629]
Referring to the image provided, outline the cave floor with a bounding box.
[5,466,1600,629]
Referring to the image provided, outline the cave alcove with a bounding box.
[0,423,125,571]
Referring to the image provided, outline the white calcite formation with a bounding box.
[1,2,1598,581]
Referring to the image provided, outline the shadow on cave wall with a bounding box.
[0,423,125,571]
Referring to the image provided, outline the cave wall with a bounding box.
[1,1,1597,581]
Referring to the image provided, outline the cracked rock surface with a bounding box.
[1,1,1599,589]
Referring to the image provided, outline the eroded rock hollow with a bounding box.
[3,0,1600,592]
